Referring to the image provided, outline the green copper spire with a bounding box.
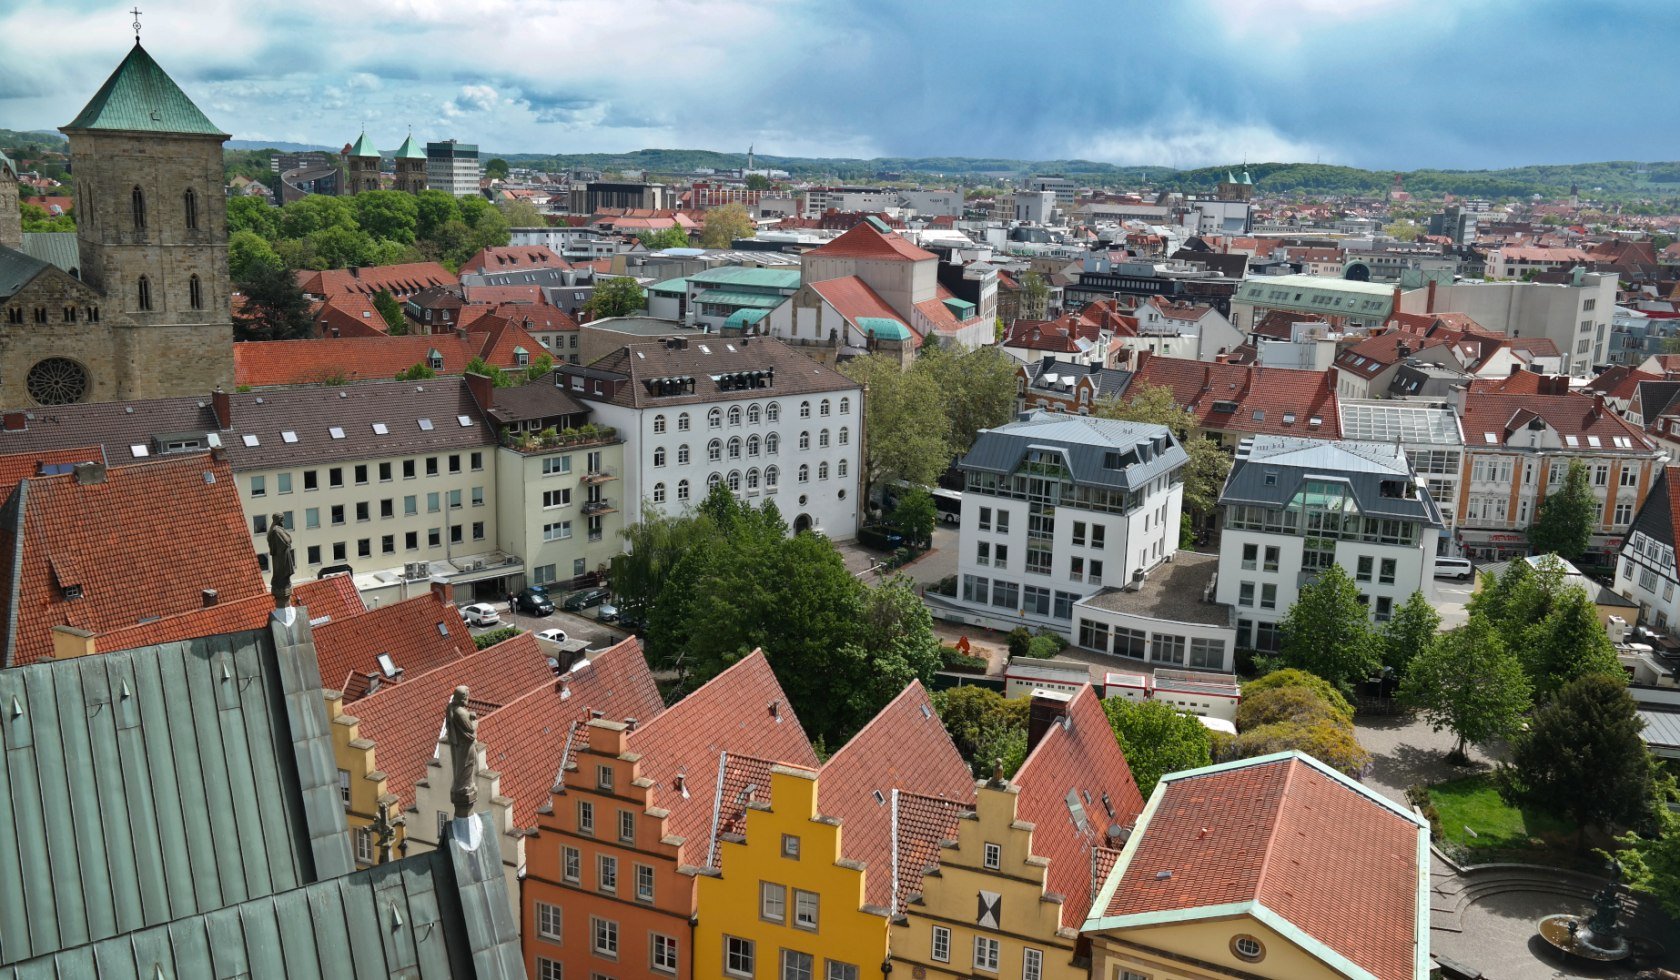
[394,132,426,160]
[62,42,226,137]
[348,131,379,159]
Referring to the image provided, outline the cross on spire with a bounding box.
[130,6,142,43]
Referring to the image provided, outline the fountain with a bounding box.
[1537,859,1632,963]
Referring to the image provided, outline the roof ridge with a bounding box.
[821,678,927,770]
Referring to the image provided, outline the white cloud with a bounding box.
[1072,119,1332,169]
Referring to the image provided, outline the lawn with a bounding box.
[1428,774,1575,853]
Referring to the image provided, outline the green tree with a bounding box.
[1520,587,1625,699]
[1096,384,1229,521]
[1381,591,1439,676]
[1230,719,1371,776]
[498,198,544,228]
[1102,697,1212,797]
[1020,270,1050,319]
[745,173,773,191]
[636,225,691,250]
[372,289,406,334]
[840,354,953,504]
[1277,564,1381,691]
[1401,614,1531,762]
[423,218,475,269]
[465,357,516,387]
[485,157,511,180]
[525,352,555,382]
[228,229,282,281]
[700,202,755,248]
[1619,779,1680,917]
[932,686,1030,778]
[916,344,1018,453]
[582,276,647,319]
[395,362,436,381]
[1527,460,1596,562]
[833,575,944,733]
[887,487,936,547]
[226,194,281,239]
[1502,673,1656,848]
[19,202,74,232]
[611,504,724,622]
[1241,668,1354,722]
[305,224,376,269]
[280,193,357,239]
[466,200,511,253]
[1466,555,1535,631]
[414,189,462,241]
[1235,686,1350,731]
[233,262,313,341]
[352,190,419,244]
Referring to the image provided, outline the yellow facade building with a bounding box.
[694,682,974,980]
[892,686,1145,980]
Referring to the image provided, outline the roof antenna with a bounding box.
[130,5,143,44]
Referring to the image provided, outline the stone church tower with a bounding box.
[0,40,234,408]
[343,133,381,194]
[393,132,428,195]
[0,152,20,250]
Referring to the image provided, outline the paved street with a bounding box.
[1433,569,1477,630]
[463,597,630,649]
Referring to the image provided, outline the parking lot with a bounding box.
[461,593,630,650]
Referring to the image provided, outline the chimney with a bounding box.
[464,371,494,412]
[1426,277,1437,314]
[1025,690,1073,753]
[429,579,454,605]
[1391,284,1402,314]
[211,388,232,430]
[624,717,637,732]
[73,461,107,486]
[202,589,219,608]
[1,412,24,432]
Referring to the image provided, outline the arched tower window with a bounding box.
[131,186,146,232]
[183,188,198,230]
[137,275,152,311]
[189,274,203,310]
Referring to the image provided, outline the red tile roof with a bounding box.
[460,284,549,307]
[0,454,265,667]
[892,790,971,914]
[478,636,664,827]
[1130,355,1342,438]
[459,245,569,274]
[298,262,457,300]
[1586,365,1661,401]
[1459,388,1655,453]
[492,303,578,334]
[624,650,819,866]
[100,574,363,655]
[1014,687,1144,929]
[1003,317,1093,354]
[1251,309,1324,341]
[1101,754,1424,980]
[807,222,937,262]
[348,631,557,811]
[313,592,473,700]
[807,276,917,343]
[817,681,974,911]
[1333,331,1453,380]
[233,321,547,387]
[0,445,106,489]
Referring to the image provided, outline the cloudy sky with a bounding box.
[3,0,1674,170]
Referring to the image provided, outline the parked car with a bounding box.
[535,628,569,644]
[1433,556,1475,580]
[460,602,502,627]
[615,605,647,633]
[856,524,905,552]
[514,588,555,615]
[562,587,611,611]
[597,601,619,623]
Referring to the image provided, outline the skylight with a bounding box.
[329,427,346,440]
[418,418,435,431]
[376,653,398,677]
[1483,432,1498,444]
[1565,435,1579,447]
[130,444,149,458]
[281,430,298,444]
[372,423,389,435]
[1587,436,1602,448]
[457,415,474,427]
[241,434,259,447]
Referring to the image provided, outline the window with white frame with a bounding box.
[983,842,1001,869]
[973,936,1000,972]
[1022,948,1042,980]
[354,827,374,864]
[618,809,635,842]
[825,961,858,980]
[931,926,950,963]
[781,949,813,980]
[760,881,786,921]
[794,889,819,929]
[536,901,564,941]
[652,933,679,974]
[537,957,563,980]
[591,917,618,959]
[636,863,655,902]
[597,854,617,893]
[577,800,594,835]
[563,846,580,882]
[725,937,755,978]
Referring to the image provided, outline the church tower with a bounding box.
[344,132,381,195]
[0,151,20,250]
[393,132,428,195]
[52,39,234,400]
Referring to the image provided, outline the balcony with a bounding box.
[583,499,617,516]
[581,466,617,485]
[504,424,619,455]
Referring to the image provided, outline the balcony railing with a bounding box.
[504,425,619,455]
[583,499,617,516]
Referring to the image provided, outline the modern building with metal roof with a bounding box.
[0,613,524,977]
[1231,273,1420,334]
[1339,398,1466,538]
[1216,435,1444,651]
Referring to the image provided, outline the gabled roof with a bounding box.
[1626,465,1680,553]
[806,221,937,262]
[234,328,544,387]
[624,650,818,866]
[1090,752,1428,980]
[0,245,54,301]
[0,444,106,488]
[0,454,265,668]
[476,636,664,828]
[62,43,227,138]
[100,574,363,655]
[1012,686,1144,929]
[817,681,973,911]
[808,276,915,342]
[891,790,971,914]
[1460,389,1655,454]
[313,592,473,701]
[459,245,569,275]
[298,262,457,299]
[1333,331,1453,380]
[1021,357,1133,400]
[1131,355,1342,438]
[962,411,1186,493]
[1585,365,1660,402]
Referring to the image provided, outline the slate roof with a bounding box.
[314,592,473,702]
[475,636,664,828]
[0,245,52,300]
[1333,332,1453,380]
[1093,753,1427,980]
[235,321,547,387]
[100,574,364,655]
[1012,686,1144,930]
[19,231,79,276]
[1626,465,1680,553]
[0,622,352,966]
[622,650,818,867]
[346,632,557,813]
[805,222,937,262]
[1021,358,1133,401]
[572,336,859,411]
[1221,436,1444,526]
[1130,354,1342,438]
[0,454,266,667]
[817,681,973,911]
[960,410,1187,493]
[0,378,497,473]
[61,42,227,138]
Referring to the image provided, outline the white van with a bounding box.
[1433,556,1474,580]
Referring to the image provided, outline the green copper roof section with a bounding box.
[858,316,911,340]
[394,132,426,160]
[347,131,379,159]
[724,308,770,329]
[62,42,227,137]
[692,289,785,310]
[688,266,801,290]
